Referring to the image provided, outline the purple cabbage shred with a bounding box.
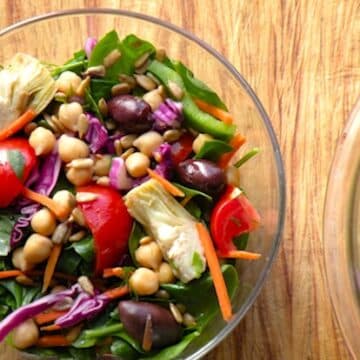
[84,37,97,59]
[85,114,109,153]
[153,142,174,180]
[152,99,183,133]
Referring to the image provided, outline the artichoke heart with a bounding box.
[0,53,56,131]
[125,179,206,283]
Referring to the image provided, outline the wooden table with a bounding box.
[0,1,359,359]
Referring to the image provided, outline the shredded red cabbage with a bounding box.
[153,143,174,180]
[0,284,81,342]
[152,99,183,132]
[10,149,61,248]
[84,37,97,59]
[85,114,109,153]
[109,157,133,191]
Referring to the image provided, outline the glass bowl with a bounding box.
[324,99,360,358]
[0,9,285,360]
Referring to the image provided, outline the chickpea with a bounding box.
[31,208,57,236]
[142,88,164,111]
[12,319,39,350]
[52,190,76,219]
[12,247,34,272]
[135,241,163,270]
[23,234,53,264]
[58,102,83,132]
[125,152,150,178]
[58,135,89,163]
[66,166,93,186]
[157,262,176,284]
[55,71,82,95]
[94,155,112,176]
[133,131,163,157]
[129,267,159,296]
[192,133,213,154]
[28,127,56,156]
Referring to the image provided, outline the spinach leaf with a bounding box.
[184,200,202,219]
[25,347,74,360]
[140,331,200,360]
[90,78,117,102]
[173,183,212,202]
[233,233,249,250]
[69,235,94,263]
[7,150,25,179]
[85,89,103,120]
[0,210,19,256]
[234,147,260,168]
[56,248,82,274]
[51,49,88,78]
[194,139,233,161]
[162,264,239,329]
[129,222,145,266]
[171,61,227,110]
[69,348,96,360]
[111,338,138,359]
[0,280,23,309]
[50,170,74,196]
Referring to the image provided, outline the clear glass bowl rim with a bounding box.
[0,8,286,360]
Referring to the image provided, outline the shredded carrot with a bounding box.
[103,267,124,278]
[36,335,71,347]
[218,250,261,260]
[103,285,129,300]
[0,109,37,141]
[0,270,23,279]
[218,134,246,169]
[35,311,68,325]
[147,168,184,197]
[196,222,233,322]
[180,196,192,207]
[40,324,61,332]
[22,187,68,220]
[194,99,234,125]
[42,244,63,293]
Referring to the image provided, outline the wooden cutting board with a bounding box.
[0,1,359,359]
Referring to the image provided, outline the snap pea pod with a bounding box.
[147,60,236,141]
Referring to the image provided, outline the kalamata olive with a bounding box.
[107,95,152,133]
[177,159,226,195]
[118,300,182,349]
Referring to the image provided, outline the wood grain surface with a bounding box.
[0,0,359,359]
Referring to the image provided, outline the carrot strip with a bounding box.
[36,335,71,347]
[40,324,61,332]
[180,196,192,207]
[218,250,261,260]
[42,244,63,293]
[147,169,184,197]
[104,285,129,300]
[22,187,68,220]
[196,223,233,322]
[35,311,68,325]
[0,109,37,141]
[194,99,234,125]
[0,270,23,279]
[103,267,124,278]
[218,134,246,169]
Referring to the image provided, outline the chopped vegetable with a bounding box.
[193,98,233,124]
[218,133,246,169]
[103,267,125,278]
[218,250,261,260]
[195,222,232,322]
[84,113,108,153]
[35,311,68,325]
[42,244,63,293]
[153,143,174,180]
[152,99,183,132]
[84,37,97,59]
[109,157,133,191]
[0,270,23,279]
[234,147,260,168]
[36,335,71,347]
[125,179,206,282]
[103,285,130,300]
[147,168,184,197]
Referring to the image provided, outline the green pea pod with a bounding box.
[194,139,233,161]
[147,60,236,141]
[171,60,227,110]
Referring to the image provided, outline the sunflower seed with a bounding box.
[120,134,137,149]
[96,176,110,186]
[119,74,136,88]
[155,289,170,300]
[78,113,89,139]
[78,276,94,295]
[168,81,184,100]
[114,139,123,156]
[75,76,90,96]
[176,303,186,314]
[121,147,135,160]
[103,49,122,68]
[139,236,153,245]
[135,52,151,69]
[83,65,106,77]
[111,83,131,96]
[52,222,72,244]
[76,192,98,203]
[98,98,108,117]
[69,230,86,242]
[135,74,157,91]
[70,207,87,227]
[183,313,196,327]
[67,158,94,169]
[163,129,182,143]
[169,303,183,324]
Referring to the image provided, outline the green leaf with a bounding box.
[128,222,146,266]
[0,210,19,256]
[233,233,249,250]
[90,78,117,102]
[0,280,23,309]
[85,89,103,121]
[234,147,260,168]
[50,170,74,196]
[51,49,87,78]
[25,347,74,360]
[184,200,202,219]
[56,248,82,274]
[172,183,212,202]
[171,60,227,110]
[111,338,139,360]
[69,348,96,360]
[162,264,239,329]
[140,331,200,360]
[70,235,94,263]
[194,139,233,161]
[192,252,204,277]
[7,150,25,179]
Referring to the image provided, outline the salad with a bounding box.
[0,30,261,359]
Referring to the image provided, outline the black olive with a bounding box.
[118,300,182,349]
[177,159,225,196]
[107,95,152,133]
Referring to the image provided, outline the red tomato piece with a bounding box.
[0,162,24,207]
[171,132,194,165]
[210,185,260,254]
[77,185,133,274]
[0,138,37,182]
